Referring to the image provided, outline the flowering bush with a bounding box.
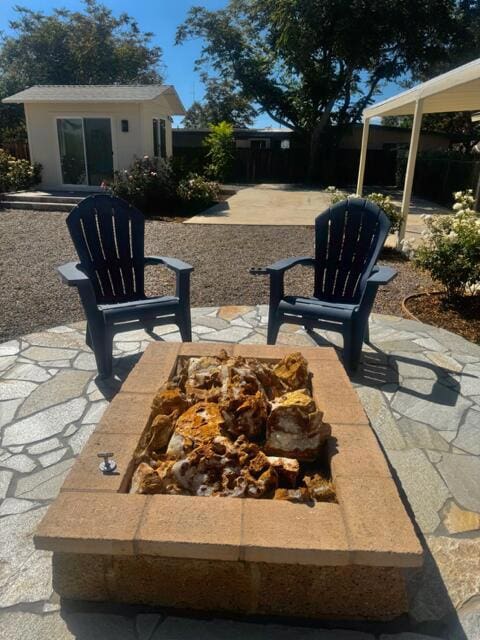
[0,148,41,192]
[111,156,177,212]
[408,190,480,300]
[177,173,220,207]
[326,186,402,233]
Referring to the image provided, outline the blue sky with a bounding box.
[0,0,404,127]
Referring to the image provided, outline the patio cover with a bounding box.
[356,57,480,247]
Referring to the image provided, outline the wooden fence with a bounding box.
[0,140,29,160]
[173,146,398,186]
[405,155,480,207]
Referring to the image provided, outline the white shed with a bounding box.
[2,84,185,190]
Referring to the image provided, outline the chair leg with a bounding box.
[267,312,281,345]
[349,330,364,371]
[177,308,192,342]
[88,325,114,378]
[364,321,370,344]
[85,325,93,349]
[342,322,353,369]
[144,322,155,334]
[345,316,368,371]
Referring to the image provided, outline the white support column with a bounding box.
[356,117,370,196]
[398,98,424,249]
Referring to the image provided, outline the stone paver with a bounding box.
[436,452,480,513]
[0,307,479,639]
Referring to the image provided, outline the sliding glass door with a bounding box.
[57,118,87,185]
[57,117,113,186]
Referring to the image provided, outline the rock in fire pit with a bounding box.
[131,351,333,502]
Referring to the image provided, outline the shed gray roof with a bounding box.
[2,84,185,113]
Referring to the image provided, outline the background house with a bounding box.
[173,124,452,186]
[173,124,451,152]
[2,85,185,190]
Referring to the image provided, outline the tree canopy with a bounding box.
[176,0,467,179]
[383,114,480,154]
[383,2,480,153]
[0,0,164,139]
[183,75,256,128]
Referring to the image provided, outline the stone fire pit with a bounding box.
[34,342,423,620]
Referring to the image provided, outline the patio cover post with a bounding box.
[398,98,424,248]
[356,117,370,196]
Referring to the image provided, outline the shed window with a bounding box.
[153,118,167,159]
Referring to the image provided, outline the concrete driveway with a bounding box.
[184,184,450,237]
[184,184,332,226]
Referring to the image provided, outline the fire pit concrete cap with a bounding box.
[34,343,423,569]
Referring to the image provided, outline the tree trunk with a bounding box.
[307,123,327,183]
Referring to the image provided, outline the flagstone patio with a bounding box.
[0,305,479,639]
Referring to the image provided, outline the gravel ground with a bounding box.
[0,210,435,341]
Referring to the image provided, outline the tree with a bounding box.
[383,114,480,154]
[0,0,164,140]
[176,0,464,181]
[183,75,256,128]
[382,2,480,153]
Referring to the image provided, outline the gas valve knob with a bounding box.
[97,452,117,474]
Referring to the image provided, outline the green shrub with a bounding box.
[326,186,402,233]
[0,148,41,192]
[203,121,235,182]
[177,173,220,207]
[111,155,177,212]
[407,189,480,300]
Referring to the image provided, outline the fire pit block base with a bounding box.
[52,552,408,621]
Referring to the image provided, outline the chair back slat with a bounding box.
[67,194,145,304]
[314,198,390,304]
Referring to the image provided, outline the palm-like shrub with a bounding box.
[203,121,235,182]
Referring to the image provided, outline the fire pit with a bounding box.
[35,343,423,620]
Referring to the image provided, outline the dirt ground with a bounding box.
[0,210,435,341]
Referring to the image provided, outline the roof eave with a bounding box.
[364,57,480,119]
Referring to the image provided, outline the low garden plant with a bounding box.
[111,155,220,215]
[405,190,480,300]
[0,148,41,192]
[326,186,402,233]
[111,156,177,213]
[177,173,220,207]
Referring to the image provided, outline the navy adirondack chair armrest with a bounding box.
[144,256,193,273]
[57,262,91,287]
[144,255,193,300]
[265,257,314,309]
[266,256,315,274]
[367,265,397,285]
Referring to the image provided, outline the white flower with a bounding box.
[453,202,463,211]
[447,231,458,240]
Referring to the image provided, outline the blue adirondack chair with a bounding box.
[58,194,193,378]
[266,198,396,370]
